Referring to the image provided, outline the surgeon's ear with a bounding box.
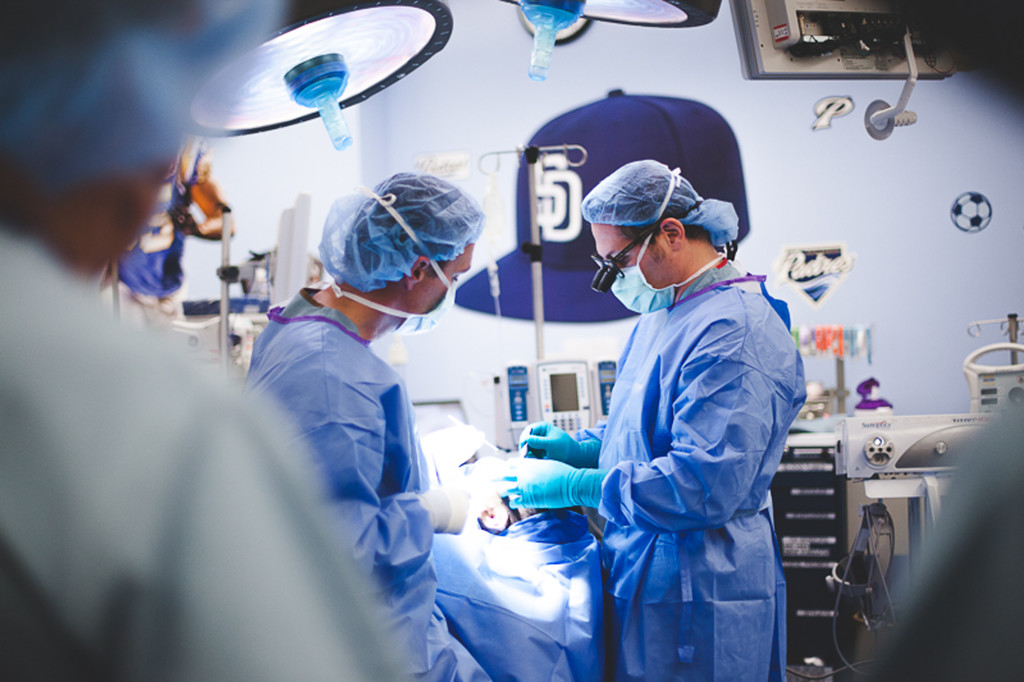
[658,218,685,251]
[403,256,432,289]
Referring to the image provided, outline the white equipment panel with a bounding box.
[731,0,955,79]
[836,414,995,479]
[963,343,1024,413]
[494,360,614,450]
[535,360,592,434]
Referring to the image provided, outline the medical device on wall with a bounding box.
[731,0,955,80]
[732,0,957,139]
[835,414,994,480]
[963,343,1024,413]
[494,360,615,450]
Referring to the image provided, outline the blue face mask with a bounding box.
[611,234,724,314]
[394,279,455,335]
[611,266,674,314]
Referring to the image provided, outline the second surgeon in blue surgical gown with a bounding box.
[246,173,489,682]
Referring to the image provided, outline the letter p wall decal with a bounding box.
[813,96,854,131]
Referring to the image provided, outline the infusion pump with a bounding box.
[494,360,617,451]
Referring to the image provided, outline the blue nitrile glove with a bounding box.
[517,422,601,468]
[503,457,608,510]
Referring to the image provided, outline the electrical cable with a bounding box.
[785,661,874,680]
[787,24,905,58]
[831,542,872,676]
[865,505,897,627]
[823,502,897,676]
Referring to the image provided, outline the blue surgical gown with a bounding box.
[434,510,604,681]
[580,268,806,681]
[245,290,489,682]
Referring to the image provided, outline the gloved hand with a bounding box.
[518,422,601,468]
[417,486,469,534]
[500,457,608,510]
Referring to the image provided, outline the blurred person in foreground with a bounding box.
[0,1,402,679]
[863,2,1024,679]
[867,414,1024,681]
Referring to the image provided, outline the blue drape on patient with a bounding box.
[433,510,603,682]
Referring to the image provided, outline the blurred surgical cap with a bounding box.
[320,172,485,291]
[0,0,282,194]
[581,159,739,246]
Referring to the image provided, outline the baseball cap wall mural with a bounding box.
[456,90,750,323]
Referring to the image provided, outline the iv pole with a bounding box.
[479,143,588,362]
[216,208,236,374]
[967,313,1021,364]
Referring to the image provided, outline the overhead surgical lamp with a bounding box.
[190,0,453,149]
[500,0,722,80]
[187,0,452,372]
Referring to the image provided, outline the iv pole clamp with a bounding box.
[865,27,919,141]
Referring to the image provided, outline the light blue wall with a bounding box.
[188,0,1023,443]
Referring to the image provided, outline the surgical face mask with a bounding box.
[393,278,455,335]
[611,234,724,314]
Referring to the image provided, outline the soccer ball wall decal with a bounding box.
[950,191,992,233]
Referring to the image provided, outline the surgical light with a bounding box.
[284,54,353,150]
[521,1,586,81]
[503,0,722,81]
[190,0,453,149]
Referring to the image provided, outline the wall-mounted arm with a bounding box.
[865,28,919,140]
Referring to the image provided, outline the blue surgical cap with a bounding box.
[320,172,485,291]
[581,159,739,246]
[0,0,282,194]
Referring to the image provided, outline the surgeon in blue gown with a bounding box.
[504,160,806,681]
[433,460,604,681]
[245,172,490,682]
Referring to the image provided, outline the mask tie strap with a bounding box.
[634,231,655,267]
[653,167,683,222]
[329,282,416,319]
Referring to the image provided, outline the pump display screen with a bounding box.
[549,373,580,412]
